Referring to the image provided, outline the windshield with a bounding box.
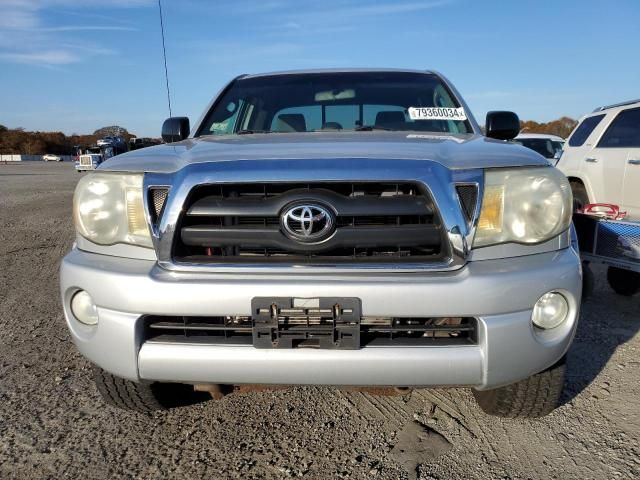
[514,138,564,159]
[196,72,473,136]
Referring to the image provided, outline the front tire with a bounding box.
[607,267,640,296]
[93,366,166,412]
[582,261,594,301]
[473,357,566,418]
[570,181,589,211]
[93,366,208,412]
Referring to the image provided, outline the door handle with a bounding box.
[628,159,640,165]
[585,157,598,163]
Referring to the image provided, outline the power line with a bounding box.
[158,0,172,117]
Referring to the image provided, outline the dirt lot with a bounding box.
[0,162,638,480]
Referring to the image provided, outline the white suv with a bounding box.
[557,99,640,219]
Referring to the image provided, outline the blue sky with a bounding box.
[1,0,639,137]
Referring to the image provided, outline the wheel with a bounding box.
[570,181,589,211]
[582,261,594,301]
[607,266,640,296]
[473,357,566,418]
[93,366,208,412]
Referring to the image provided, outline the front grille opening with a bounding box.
[143,315,477,347]
[172,182,447,264]
[361,317,477,346]
[185,182,421,201]
[149,187,169,224]
[455,184,478,222]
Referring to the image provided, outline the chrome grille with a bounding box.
[172,182,447,264]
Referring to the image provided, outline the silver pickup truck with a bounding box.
[60,69,581,418]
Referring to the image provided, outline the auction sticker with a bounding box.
[408,107,467,121]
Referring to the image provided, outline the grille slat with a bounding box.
[173,182,446,264]
[181,224,441,252]
[187,189,433,217]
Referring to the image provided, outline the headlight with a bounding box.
[473,167,572,247]
[73,172,152,247]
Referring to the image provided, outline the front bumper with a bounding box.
[60,246,582,390]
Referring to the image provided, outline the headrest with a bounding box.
[321,122,343,130]
[375,111,406,126]
[273,113,307,132]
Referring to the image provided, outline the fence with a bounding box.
[1,154,74,162]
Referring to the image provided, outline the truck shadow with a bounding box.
[561,265,639,405]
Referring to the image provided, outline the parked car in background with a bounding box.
[557,99,640,218]
[513,133,564,164]
[129,136,163,151]
[42,153,62,162]
[97,136,117,147]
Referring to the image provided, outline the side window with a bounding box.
[325,105,358,129]
[433,85,466,134]
[568,114,605,147]
[207,100,243,135]
[597,108,640,148]
[271,106,321,132]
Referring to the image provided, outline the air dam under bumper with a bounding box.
[60,247,582,390]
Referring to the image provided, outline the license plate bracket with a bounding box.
[251,297,361,349]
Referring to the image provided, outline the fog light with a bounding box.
[70,290,98,326]
[532,292,569,330]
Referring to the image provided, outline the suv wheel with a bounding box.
[570,181,589,211]
[472,357,566,418]
[607,266,640,296]
[93,366,206,412]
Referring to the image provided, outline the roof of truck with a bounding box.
[242,68,436,79]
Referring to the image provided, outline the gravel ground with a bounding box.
[0,162,638,480]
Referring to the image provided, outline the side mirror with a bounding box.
[485,111,520,140]
[161,117,190,143]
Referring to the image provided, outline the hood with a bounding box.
[99,131,548,173]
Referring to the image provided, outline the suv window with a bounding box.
[597,107,640,148]
[197,72,473,136]
[568,114,605,147]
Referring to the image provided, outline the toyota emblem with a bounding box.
[281,203,335,243]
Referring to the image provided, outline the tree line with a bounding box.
[519,116,578,139]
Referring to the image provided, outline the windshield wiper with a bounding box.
[236,129,272,135]
[353,125,395,131]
